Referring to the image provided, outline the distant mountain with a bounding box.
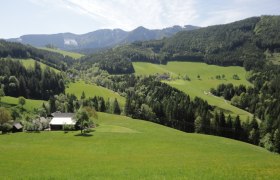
[8,25,200,53]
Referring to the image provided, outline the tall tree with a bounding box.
[18,96,26,109]
[0,107,12,133]
[234,115,242,140]
[113,98,121,115]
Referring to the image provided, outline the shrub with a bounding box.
[1,123,12,134]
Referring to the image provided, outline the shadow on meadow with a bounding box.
[74,129,95,137]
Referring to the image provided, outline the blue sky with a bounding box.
[0,0,279,38]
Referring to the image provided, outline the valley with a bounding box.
[1,12,280,179]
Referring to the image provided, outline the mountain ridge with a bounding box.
[8,25,200,52]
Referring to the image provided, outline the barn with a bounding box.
[49,113,75,130]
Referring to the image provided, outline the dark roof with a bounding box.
[51,113,75,118]
[13,122,23,129]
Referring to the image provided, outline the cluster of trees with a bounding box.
[0,40,75,70]
[47,93,121,115]
[0,60,65,100]
[80,49,135,74]
[203,111,280,153]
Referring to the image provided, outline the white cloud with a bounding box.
[25,0,280,32]
[28,0,198,30]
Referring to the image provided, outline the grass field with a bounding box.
[66,81,126,107]
[40,47,84,59]
[1,96,46,111]
[133,62,253,120]
[0,112,279,179]
[17,58,60,73]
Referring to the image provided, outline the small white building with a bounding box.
[49,113,75,130]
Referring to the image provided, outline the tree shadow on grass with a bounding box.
[74,133,93,137]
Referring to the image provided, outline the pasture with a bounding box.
[40,47,84,59]
[18,58,60,73]
[66,81,126,107]
[1,96,46,111]
[133,62,253,120]
[0,112,279,179]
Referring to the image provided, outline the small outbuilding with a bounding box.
[12,122,23,133]
[49,113,76,130]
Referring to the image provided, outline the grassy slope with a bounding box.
[40,47,84,59]
[66,81,126,107]
[1,96,46,111]
[133,62,253,120]
[17,58,60,73]
[0,112,279,179]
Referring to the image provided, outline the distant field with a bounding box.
[1,96,46,111]
[0,112,279,179]
[40,47,84,59]
[133,62,253,120]
[17,58,60,73]
[66,81,126,107]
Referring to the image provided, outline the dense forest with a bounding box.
[0,59,64,100]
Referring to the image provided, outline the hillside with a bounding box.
[66,81,125,107]
[39,47,84,59]
[17,58,60,73]
[0,40,75,70]
[81,15,280,74]
[0,96,46,111]
[8,25,199,52]
[0,112,279,179]
[133,62,252,120]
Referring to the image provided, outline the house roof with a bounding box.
[13,122,23,129]
[51,113,75,118]
[50,117,76,125]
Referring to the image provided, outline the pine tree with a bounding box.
[234,115,242,140]
[113,98,121,115]
[81,91,86,100]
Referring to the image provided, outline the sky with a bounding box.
[0,0,279,38]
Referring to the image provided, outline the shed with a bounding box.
[12,122,23,133]
[49,113,75,130]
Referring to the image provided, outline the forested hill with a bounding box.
[81,15,280,74]
[0,40,75,70]
[8,25,200,53]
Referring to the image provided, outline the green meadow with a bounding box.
[1,96,46,111]
[0,112,279,179]
[66,81,126,107]
[40,47,84,59]
[17,58,60,73]
[133,62,253,120]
